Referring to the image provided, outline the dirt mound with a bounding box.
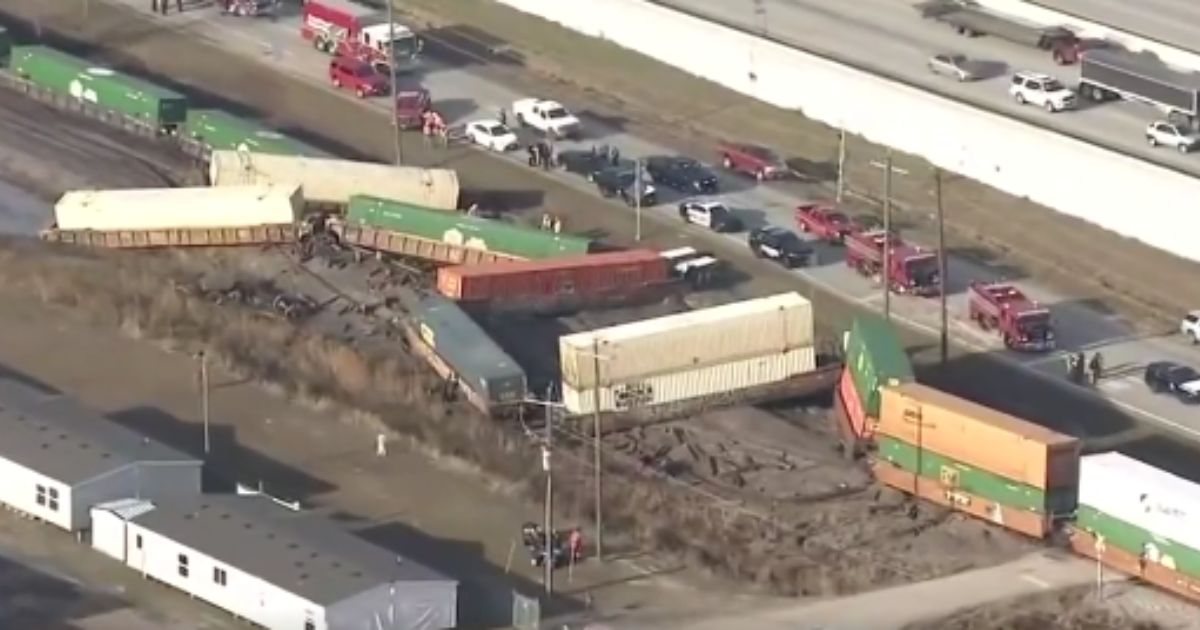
[903,585,1165,630]
[0,238,1028,596]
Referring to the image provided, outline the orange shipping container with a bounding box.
[871,461,1050,539]
[877,383,1079,491]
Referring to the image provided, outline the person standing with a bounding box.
[176,0,184,13]
[151,0,159,13]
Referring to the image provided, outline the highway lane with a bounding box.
[1030,0,1200,52]
[94,0,1200,442]
[661,0,1200,177]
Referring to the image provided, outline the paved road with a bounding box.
[663,0,1200,177]
[101,0,1200,448]
[626,551,1113,629]
[0,179,50,235]
[1030,0,1200,52]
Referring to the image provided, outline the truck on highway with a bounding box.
[1077,49,1200,124]
[966,281,1056,352]
[300,0,423,74]
[915,0,1087,64]
[844,230,941,297]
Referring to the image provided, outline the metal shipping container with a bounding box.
[876,434,1074,514]
[437,250,669,304]
[561,346,815,415]
[560,293,814,389]
[1079,452,1200,557]
[1080,49,1200,117]
[877,383,1079,491]
[208,150,460,211]
[397,289,526,410]
[838,367,870,440]
[347,196,592,260]
[845,314,914,418]
[1075,504,1200,578]
[184,110,325,157]
[871,460,1051,539]
[10,46,187,131]
[53,184,303,231]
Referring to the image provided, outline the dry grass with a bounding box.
[0,237,1018,596]
[903,585,1165,630]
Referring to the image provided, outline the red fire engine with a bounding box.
[966,281,1056,351]
[300,0,423,73]
[844,229,941,296]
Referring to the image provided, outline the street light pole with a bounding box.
[591,339,604,561]
[634,161,643,242]
[835,128,847,203]
[385,1,404,166]
[869,150,908,321]
[197,351,210,454]
[541,384,554,595]
[935,168,949,364]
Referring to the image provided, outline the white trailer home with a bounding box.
[0,379,202,532]
[91,494,458,630]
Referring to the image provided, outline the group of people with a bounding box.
[539,213,563,233]
[421,110,448,144]
[150,0,185,14]
[527,141,557,170]
[1065,350,1104,385]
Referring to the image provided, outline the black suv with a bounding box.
[558,149,636,181]
[748,226,815,268]
[644,156,719,194]
[594,166,657,206]
[1144,361,1200,403]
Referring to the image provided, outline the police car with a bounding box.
[660,247,723,289]
[748,226,815,268]
[677,199,744,233]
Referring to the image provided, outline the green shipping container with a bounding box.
[183,109,325,157]
[10,45,187,130]
[1076,504,1200,578]
[347,195,593,260]
[877,434,1076,514]
[845,314,914,418]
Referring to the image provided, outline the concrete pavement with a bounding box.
[0,179,49,235]
[664,0,1200,177]
[1029,0,1200,51]
[77,0,1200,450]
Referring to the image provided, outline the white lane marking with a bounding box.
[1021,574,1052,589]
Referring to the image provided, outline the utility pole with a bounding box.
[541,384,554,595]
[869,151,908,321]
[935,168,949,364]
[591,339,604,561]
[752,0,769,37]
[385,1,404,165]
[835,128,847,203]
[197,350,211,454]
[634,161,643,242]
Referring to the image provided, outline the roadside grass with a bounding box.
[400,0,1200,329]
[901,584,1165,630]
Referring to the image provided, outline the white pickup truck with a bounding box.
[511,98,582,138]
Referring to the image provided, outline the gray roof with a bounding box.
[0,379,200,485]
[130,494,454,605]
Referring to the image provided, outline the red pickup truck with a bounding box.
[795,203,853,243]
[718,141,789,181]
[329,56,389,98]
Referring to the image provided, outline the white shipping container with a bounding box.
[1080,452,1200,552]
[53,184,303,231]
[560,292,813,389]
[562,346,815,415]
[208,150,460,210]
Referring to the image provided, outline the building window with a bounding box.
[47,487,59,511]
[178,553,189,578]
[213,567,227,586]
[135,535,143,549]
[35,484,46,506]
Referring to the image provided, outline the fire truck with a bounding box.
[966,281,1056,352]
[844,229,941,296]
[300,0,423,74]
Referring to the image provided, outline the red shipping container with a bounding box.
[437,249,670,305]
[839,367,871,439]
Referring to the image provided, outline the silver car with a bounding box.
[927,53,979,81]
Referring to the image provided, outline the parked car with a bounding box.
[465,119,520,152]
[1144,361,1200,403]
[795,203,853,243]
[594,165,657,206]
[678,199,743,233]
[1009,71,1076,112]
[718,142,789,181]
[559,149,636,180]
[749,226,815,268]
[644,156,719,194]
[1181,310,1200,343]
[1146,121,1200,153]
[511,98,582,138]
[328,56,389,98]
[926,53,980,81]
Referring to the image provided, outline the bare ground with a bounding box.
[903,585,1166,630]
